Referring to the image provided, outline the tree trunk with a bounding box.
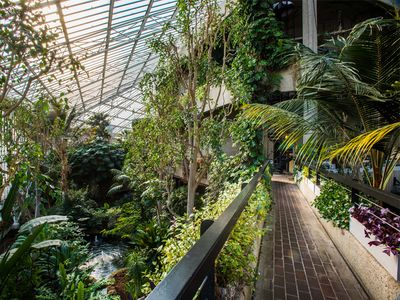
[187,157,198,216]
[34,180,40,218]
[187,134,199,216]
[59,140,69,199]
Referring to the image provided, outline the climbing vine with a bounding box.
[226,0,293,103]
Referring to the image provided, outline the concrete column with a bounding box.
[302,0,318,52]
[302,0,318,144]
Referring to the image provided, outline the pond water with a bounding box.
[86,237,127,280]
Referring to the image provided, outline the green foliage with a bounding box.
[70,139,124,185]
[244,18,400,189]
[103,202,143,239]
[107,218,168,298]
[64,188,97,218]
[313,180,352,229]
[69,139,125,203]
[230,119,264,166]
[226,0,293,103]
[0,224,45,293]
[0,218,108,299]
[86,113,111,141]
[125,252,147,299]
[167,186,188,216]
[0,174,21,232]
[144,175,271,295]
[302,166,310,179]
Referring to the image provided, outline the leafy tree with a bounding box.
[86,112,111,141]
[0,96,76,222]
[0,0,80,116]
[137,0,234,216]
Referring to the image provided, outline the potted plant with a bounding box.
[349,205,400,281]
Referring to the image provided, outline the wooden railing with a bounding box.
[146,163,268,300]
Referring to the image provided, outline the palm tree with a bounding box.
[244,17,400,189]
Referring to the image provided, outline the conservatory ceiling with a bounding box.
[33,0,178,132]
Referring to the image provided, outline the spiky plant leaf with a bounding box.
[31,239,63,249]
[19,215,68,233]
[0,224,45,291]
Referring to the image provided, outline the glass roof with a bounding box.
[35,0,178,132]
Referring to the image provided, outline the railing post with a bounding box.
[351,188,359,203]
[316,171,320,186]
[200,219,215,300]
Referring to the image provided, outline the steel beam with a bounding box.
[100,0,116,103]
[116,0,155,94]
[55,0,86,110]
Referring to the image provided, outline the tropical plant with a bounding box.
[0,224,45,294]
[85,112,111,141]
[350,204,400,256]
[125,251,148,299]
[313,180,352,229]
[1,217,109,299]
[0,216,91,297]
[0,174,21,238]
[69,138,125,201]
[244,17,400,189]
[108,169,137,197]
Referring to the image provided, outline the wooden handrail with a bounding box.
[146,162,268,300]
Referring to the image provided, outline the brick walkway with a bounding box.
[254,175,368,300]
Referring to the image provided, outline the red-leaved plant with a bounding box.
[349,205,400,256]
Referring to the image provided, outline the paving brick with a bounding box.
[296,280,309,292]
[310,288,324,300]
[295,270,307,281]
[275,275,285,287]
[298,291,312,300]
[274,285,286,299]
[320,283,336,298]
[254,176,368,300]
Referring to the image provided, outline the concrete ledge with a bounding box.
[297,179,400,300]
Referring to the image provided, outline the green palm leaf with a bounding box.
[328,122,400,165]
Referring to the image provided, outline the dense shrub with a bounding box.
[0,219,108,299]
[313,180,352,229]
[144,175,271,296]
[69,139,125,201]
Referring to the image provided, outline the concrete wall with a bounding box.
[202,84,232,113]
[262,131,275,160]
[296,178,400,300]
[279,66,297,93]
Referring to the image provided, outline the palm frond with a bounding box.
[327,122,400,166]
